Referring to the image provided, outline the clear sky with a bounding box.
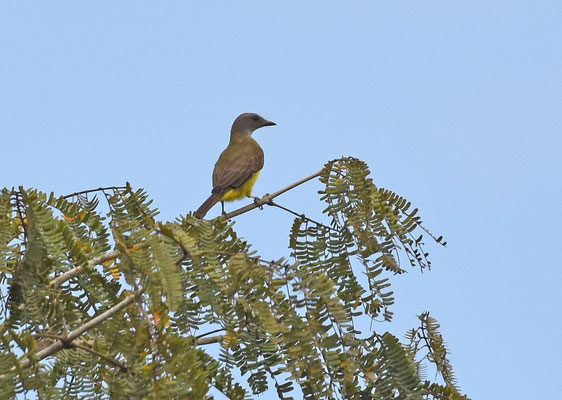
[1,2,561,399]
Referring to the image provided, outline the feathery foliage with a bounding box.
[0,158,468,399]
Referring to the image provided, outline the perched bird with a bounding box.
[194,113,276,219]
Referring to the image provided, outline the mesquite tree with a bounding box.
[0,157,469,399]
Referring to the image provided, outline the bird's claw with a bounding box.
[251,194,269,210]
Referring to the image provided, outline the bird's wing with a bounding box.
[212,143,264,190]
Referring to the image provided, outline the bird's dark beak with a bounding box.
[263,120,276,127]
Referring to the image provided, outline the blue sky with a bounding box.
[1,2,561,399]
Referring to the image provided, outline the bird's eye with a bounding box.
[251,116,259,121]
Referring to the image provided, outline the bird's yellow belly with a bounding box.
[220,171,260,202]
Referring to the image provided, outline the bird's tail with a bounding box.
[194,192,223,219]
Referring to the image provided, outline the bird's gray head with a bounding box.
[231,113,276,135]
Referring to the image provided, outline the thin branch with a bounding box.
[196,335,224,345]
[222,170,323,219]
[268,200,338,232]
[20,289,143,368]
[71,341,131,373]
[34,333,131,373]
[49,250,120,289]
[195,328,225,339]
[62,186,127,199]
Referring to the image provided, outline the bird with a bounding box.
[194,113,276,219]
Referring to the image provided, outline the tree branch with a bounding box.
[71,340,131,373]
[20,289,143,368]
[195,328,225,339]
[49,250,120,289]
[34,333,131,373]
[196,335,225,345]
[222,170,323,219]
[267,200,338,232]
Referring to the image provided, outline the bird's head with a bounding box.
[231,113,276,135]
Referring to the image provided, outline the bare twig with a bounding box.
[268,200,338,232]
[20,289,143,368]
[63,186,127,199]
[195,328,225,339]
[49,250,120,289]
[222,170,323,219]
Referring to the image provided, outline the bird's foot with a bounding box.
[250,194,271,209]
[252,196,263,210]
